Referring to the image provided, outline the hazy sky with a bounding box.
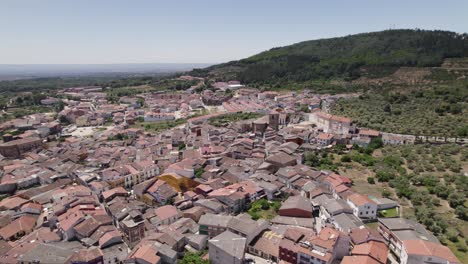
[1,0,467,64]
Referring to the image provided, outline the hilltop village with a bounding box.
[0,79,461,264]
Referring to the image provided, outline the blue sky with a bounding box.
[1,0,467,64]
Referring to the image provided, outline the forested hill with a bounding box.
[191,29,467,84]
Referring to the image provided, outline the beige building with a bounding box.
[308,111,351,135]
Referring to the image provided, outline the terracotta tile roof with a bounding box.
[284,226,315,242]
[0,215,37,240]
[315,111,351,123]
[308,187,328,199]
[359,129,380,137]
[403,239,460,263]
[308,227,341,251]
[0,239,39,264]
[99,230,122,248]
[348,193,375,206]
[251,229,283,258]
[21,202,42,211]
[349,227,384,245]
[13,227,60,245]
[0,196,29,210]
[334,184,349,193]
[341,255,380,264]
[279,195,313,213]
[154,205,179,221]
[196,184,213,193]
[208,188,237,197]
[57,207,86,231]
[69,248,103,263]
[318,133,334,140]
[266,152,297,166]
[352,241,388,264]
[74,215,111,238]
[0,240,12,256]
[128,244,160,263]
[102,187,128,201]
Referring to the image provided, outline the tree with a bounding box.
[446,230,459,243]
[180,252,208,264]
[411,191,430,206]
[455,206,468,221]
[433,184,449,199]
[382,188,392,198]
[367,177,375,184]
[15,97,23,105]
[137,98,145,107]
[368,138,383,150]
[259,199,270,210]
[341,155,351,162]
[299,105,310,113]
[54,100,65,112]
[194,167,204,178]
[383,104,392,113]
[456,242,467,253]
[178,143,186,151]
[448,193,465,208]
[304,152,320,167]
[376,170,394,182]
[31,92,47,105]
[456,125,468,137]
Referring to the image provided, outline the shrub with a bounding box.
[341,155,351,162]
[376,170,395,182]
[455,206,468,221]
[457,242,467,252]
[448,193,465,208]
[447,231,459,243]
[194,167,204,178]
[367,177,375,184]
[382,189,392,198]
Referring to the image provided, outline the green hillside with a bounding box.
[193,29,467,85]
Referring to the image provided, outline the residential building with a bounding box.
[199,213,232,238]
[0,137,42,158]
[278,195,313,218]
[346,193,378,219]
[400,240,460,264]
[120,210,145,245]
[208,230,247,264]
[378,218,439,257]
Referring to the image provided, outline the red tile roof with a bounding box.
[352,241,388,264]
[128,244,160,263]
[348,193,375,207]
[341,255,380,264]
[154,205,179,221]
[0,215,37,240]
[102,187,127,201]
[403,240,460,263]
[0,196,29,210]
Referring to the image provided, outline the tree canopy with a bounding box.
[196,29,467,84]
